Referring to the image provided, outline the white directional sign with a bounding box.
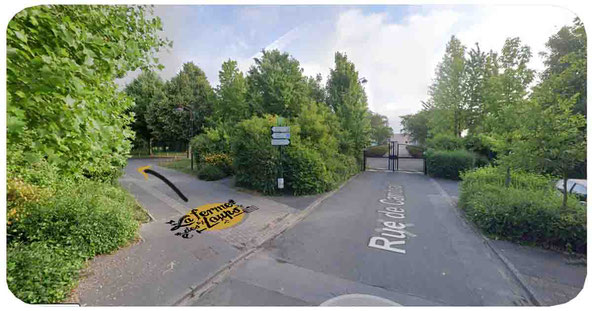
[272,132,290,139]
[271,139,290,146]
[271,126,290,133]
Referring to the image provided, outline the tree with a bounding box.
[463,43,488,133]
[481,37,535,186]
[536,18,586,116]
[428,36,466,137]
[7,5,170,181]
[524,95,586,207]
[326,52,371,158]
[307,73,326,104]
[125,71,165,153]
[369,112,393,145]
[246,49,309,117]
[213,59,249,123]
[401,109,431,146]
[164,62,214,144]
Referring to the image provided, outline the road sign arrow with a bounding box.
[272,132,290,139]
[271,139,290,146]
[271,126,290,133]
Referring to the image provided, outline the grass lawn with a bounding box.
[158,158,199,176]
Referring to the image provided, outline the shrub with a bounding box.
[7,242,84,304]
[284,145,331,195]
[425,149,475,180]
[459,168,586,253]
[6,172,146,303]
[405,145,424,158]
[364,144,388,157]
[191,126,232,162]
[231,115,287,194]
[8,180,140,257]
[426,134,464,151]
[326,153,359,187]
[197,164,227,181]
[203,153,233,175]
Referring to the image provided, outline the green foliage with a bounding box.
[538,18,586,115]
[459,167,586,253]
[426,134,464,151]
[369,112,394,145]
[190,127,232,161]
[327,52,371,158]
[246,49,309,117]
[405,145,424,158]
[197,164,227,181]
[7,166,146,303]
[231,115,283,194]
[213,59,250,123]
[125,71,165,150]
[203,153,233,175]
[7,5,169,181]
[400,109,430,146]
[364,144,389,157]
[296,101,340,156]
[7,242,84,304]
[428,36,467,136]
[284,145,331,195]
[425,149,476,180]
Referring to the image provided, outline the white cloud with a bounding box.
[283,6,577,132]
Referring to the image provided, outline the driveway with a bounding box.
[189,171,533,306]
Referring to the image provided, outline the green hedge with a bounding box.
[197,164,227,181]
[231,115,358,195]
[231,115,283,194]
[364,144,388,157]
[426,134,464,151]
[459,167,586,253]
[425,149,475,180]
[284,145,331,195]
[405,145,424,158]
[7,165,147,303]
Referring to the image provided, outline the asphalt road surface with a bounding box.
[189,171,532,306]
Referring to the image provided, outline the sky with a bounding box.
[122,5,578,132]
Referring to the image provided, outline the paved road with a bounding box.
[189,171,532,306]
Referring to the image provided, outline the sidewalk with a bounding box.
[433,178,587,306]
[72,159,323,306]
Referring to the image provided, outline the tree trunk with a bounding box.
[149,138,153,155]
[504,166,511,188]
[562,173,568,208]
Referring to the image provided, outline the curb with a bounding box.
[172,173,358,305]
[429,178,541,306]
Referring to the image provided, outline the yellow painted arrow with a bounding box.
[137,165,152,180]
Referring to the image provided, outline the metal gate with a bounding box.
[394,143,426,173]
[363,141,426,174]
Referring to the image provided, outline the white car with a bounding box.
[555,179,587,202]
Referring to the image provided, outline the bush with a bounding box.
[7,242,84,304]
[231,115,286,194]
[426,134,464,151]
[284,145,331,195]
[191,126,232,162]
[197,164,227,181]
[425,149,475,180]
[459,168,586,253]
[203,153,233,175]
[326,153,359,186]
[364,144,388,157]
[8,179,140,258]
[405,145,424,158]
[7,168,147,303]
